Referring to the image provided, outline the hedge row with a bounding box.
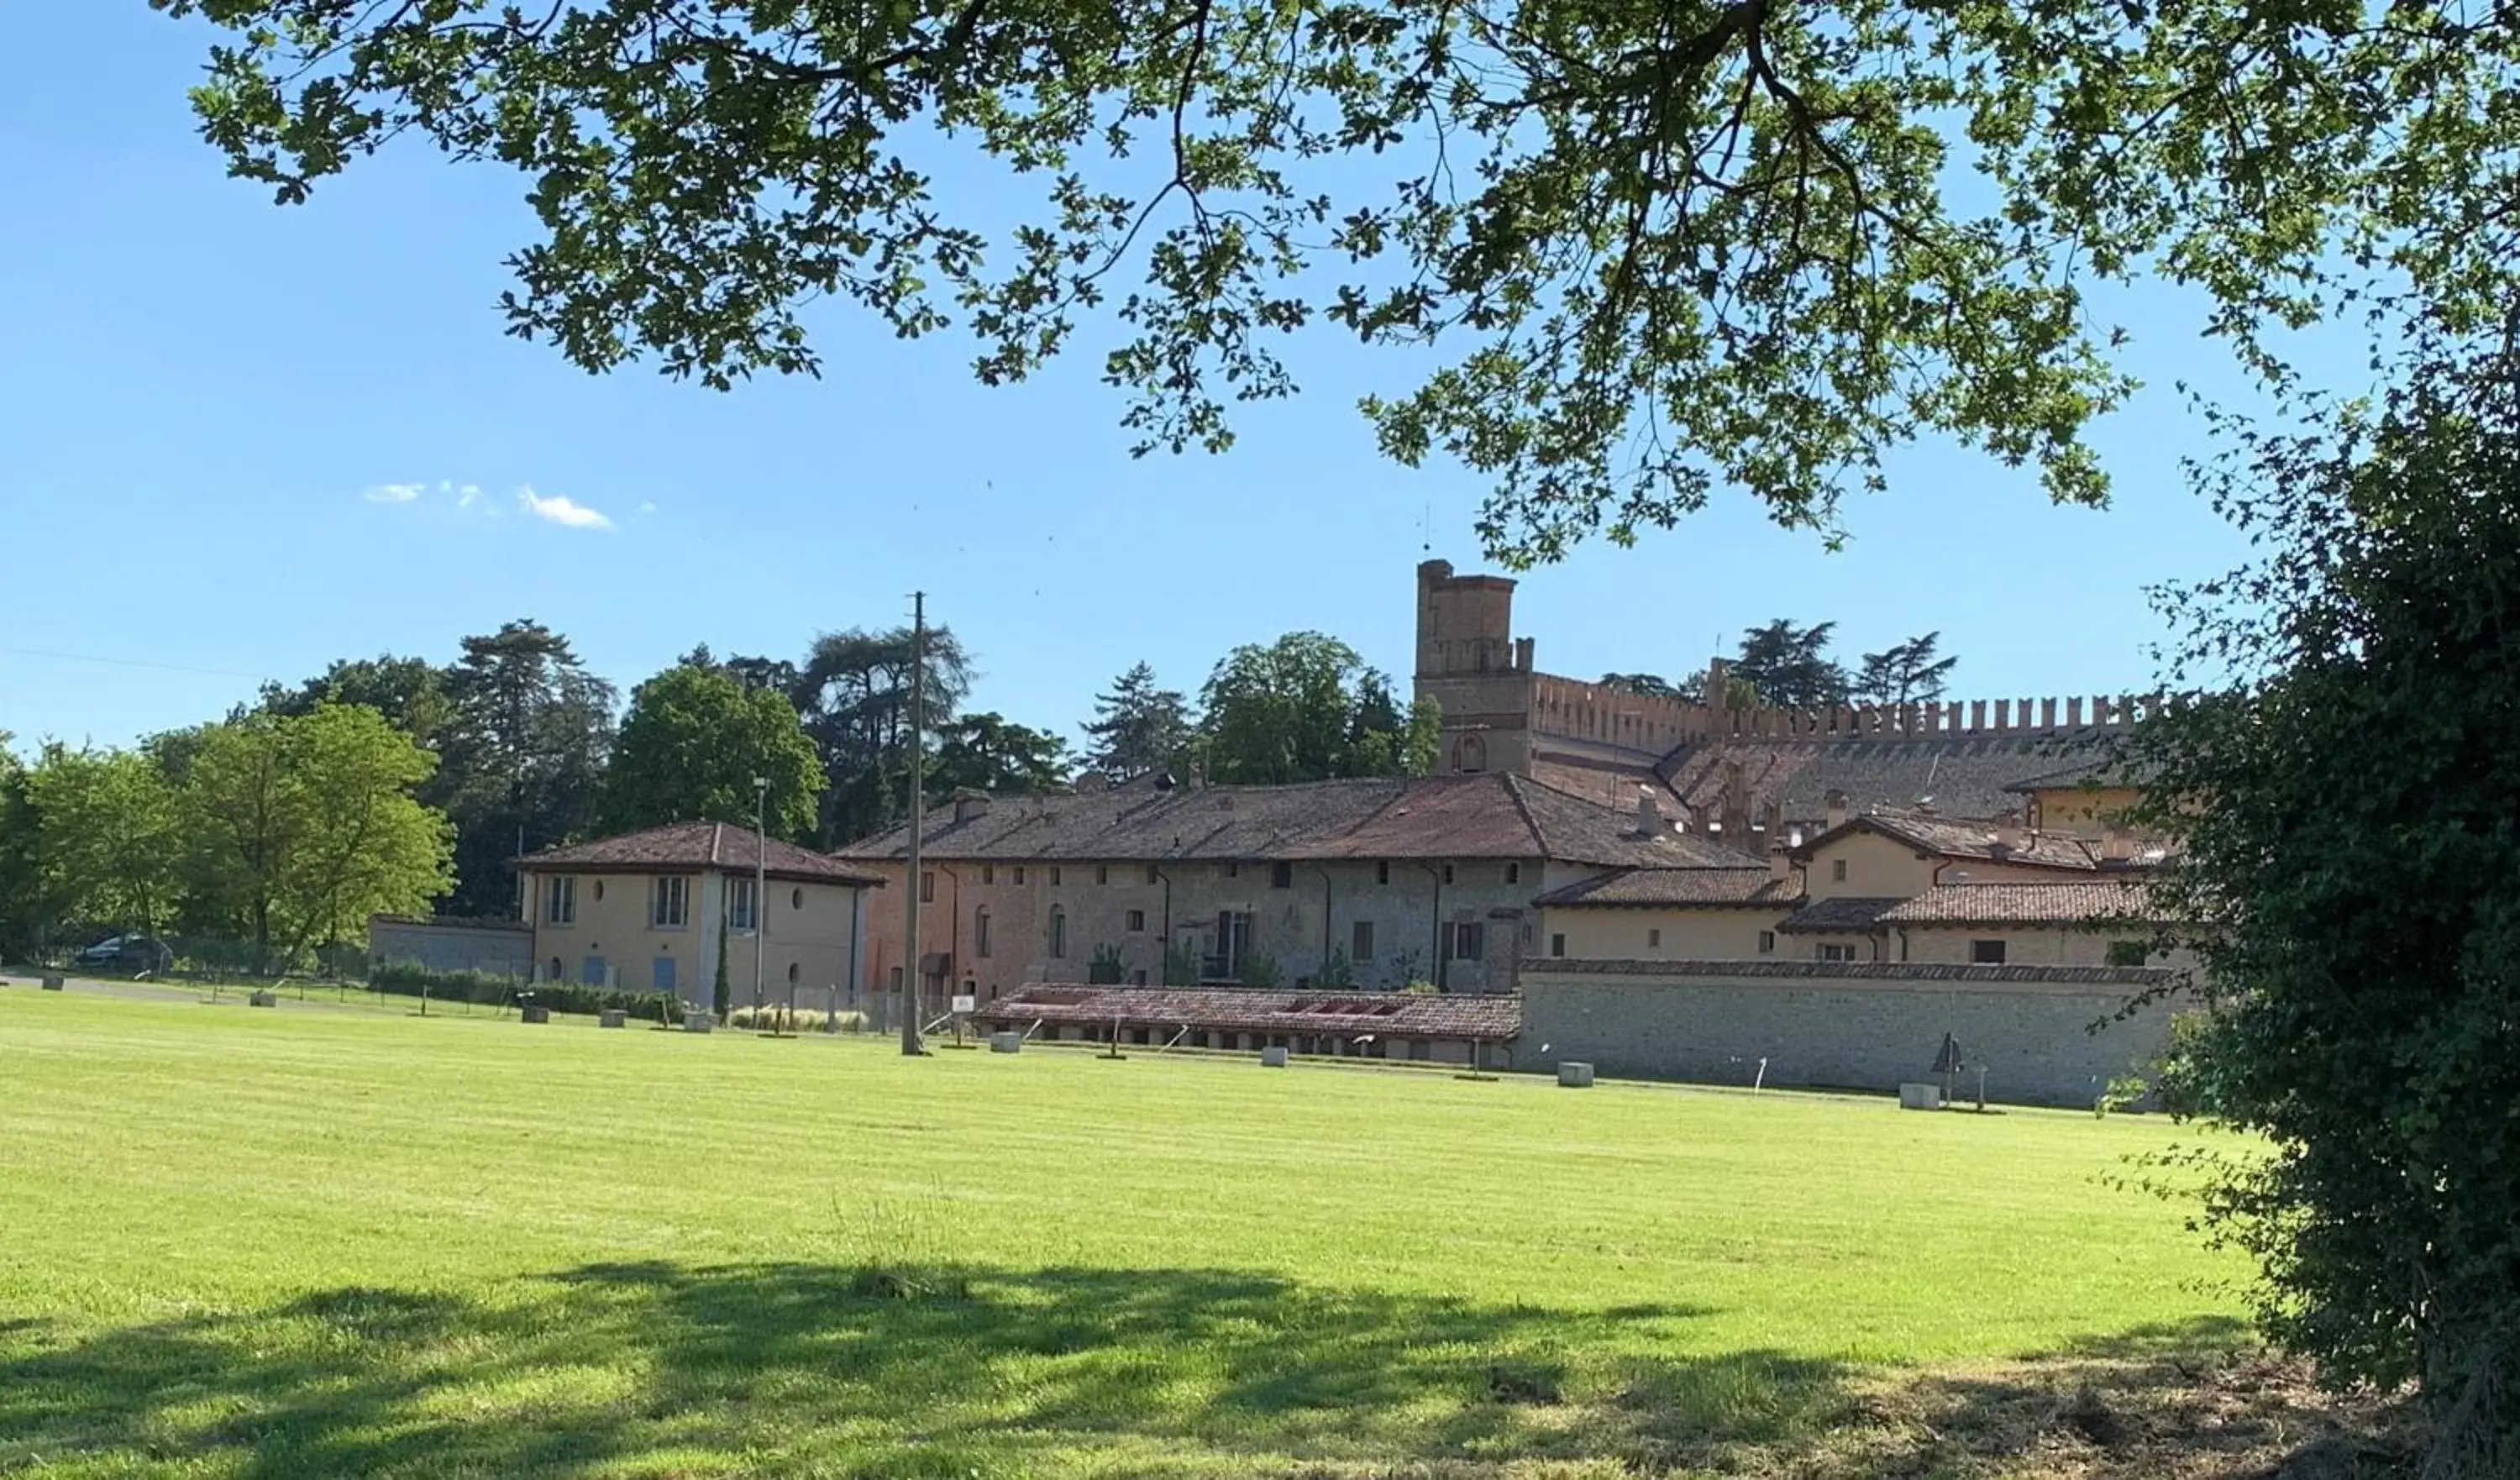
[367,963,675,1021]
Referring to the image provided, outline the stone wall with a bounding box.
[366,915,533,978]
[1520,960,2177,1108]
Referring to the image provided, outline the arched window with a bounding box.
[1050,907,1068,959]
[791,887,804,910]
[975,907,993,958]
[1452,734,1487,773]
[786,961,800,984]
[548,958,562,981]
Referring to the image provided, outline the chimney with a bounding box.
[1994,809,2024,854]
[1704,656,1734,707]
[1074,770,1109,794]
[1637,790,1665,835]
[1823,788,1850,832]
[1768,847,1793,883]
[2100,822,2134,863]
[952,789,992,824]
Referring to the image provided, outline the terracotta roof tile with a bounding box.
[837,773,1751,870]
[1793,811,2108,872]
[1877,881,2166,926]
[1532,869,1802,909]
[523,821,887,886]
[1662,727,2130,824]
[1774,896,1908,933]
[971,986,1520,1042]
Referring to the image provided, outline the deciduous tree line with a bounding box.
[1,622,1438,961]
[1602,623,1958,711]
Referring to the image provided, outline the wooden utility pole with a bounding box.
[902,592,928,1057]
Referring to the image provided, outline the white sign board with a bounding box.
[950,994,977,1014]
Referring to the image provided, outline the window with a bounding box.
[1970,938,2009,964]
[1270,861,1293,889]
[1223,863,1240,879]
[1504,862,1521,884]
[1550,933,1567,958]
[787,962,800,983]
[592,879,605,902]
[1376,861,1390,885]
[1817,943,1857,963]
[1012,866,1026,886]
[1522,922,1534,947]
[1441,863,1457,885]
[920,871,937,904]
[1830,858,1849,883]
[1126,909,1147,932]
[1352,920,1376,962]
[1757,931,1776,955]
[652,876,688,928]
[1647,927,1662,949]
[1445,921,1485,961]
[728,876,758,931]
[549,957,563,981]
[792,887,804,910]
[1050,866,1063,887]
[2106,939,2150,967]
[889,965,904,992]
[1144,864,1159,884]
[542,875,576,926]
[982,865,995,885]
[1050,907,1068,958]
[1096,864,1110,885]
[1131,969,1148,986]
[975,908,992,959]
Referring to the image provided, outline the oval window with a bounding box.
[786,962,800,984]
[791,887,804,910]
[592,879,605,901]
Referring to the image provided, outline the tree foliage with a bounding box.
[437,622,617,915]
[24,744,181,937]
[156,0,2520,561]
[601,663,824,837]
[932,711,1072,796]
[1731,620,1849,709]
[181,704,455,972]
[1200,632,1438,784]
[1853,632,1957,706]
[2133,340,2520,1472]
[0,737,48,958]
[1081,663,1195,781]
[1598,673,1680,699]
[793,625,972,846]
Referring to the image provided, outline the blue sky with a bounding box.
[3,3,2320,755]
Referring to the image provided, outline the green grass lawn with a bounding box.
[0,988,2250,1478]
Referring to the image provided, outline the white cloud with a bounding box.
[362,482,425,504]
[637,501,659,515]
[457,485,483,508]
[516,485,614,531]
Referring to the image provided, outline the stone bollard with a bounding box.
[684,1010,715,1034]
[248,989,277,1008]
[39,974,65,991]
[1260,1046,1290,1068]
[598,1009,627,1029]
[520,1004,551,1025]
[1557,1062,1595,1088]
[990,1031,1021,1053]
[1898,1083,1945,1110]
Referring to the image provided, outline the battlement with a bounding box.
[1522,674,2158,753]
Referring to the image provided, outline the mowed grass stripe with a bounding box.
[0,989,2247,1477]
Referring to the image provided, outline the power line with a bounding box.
[0,645,272,683]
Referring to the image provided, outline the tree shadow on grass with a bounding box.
[0,1262,1788,1477]
[0,1267,2316,1479]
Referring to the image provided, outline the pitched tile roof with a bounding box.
[1661,727,2129,825]
[1877,881,2166,927]
[837,773,1751,870]
[522,821,887,886]
[1526,958,2173,986]
[1774,896,1909,934]
[1532,869,1802,910]
[1795,811,2109,872]
[971,985,1522,1042]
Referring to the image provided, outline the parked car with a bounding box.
[75,935,171,972]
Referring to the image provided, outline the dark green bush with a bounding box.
[367,963,664,1019]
